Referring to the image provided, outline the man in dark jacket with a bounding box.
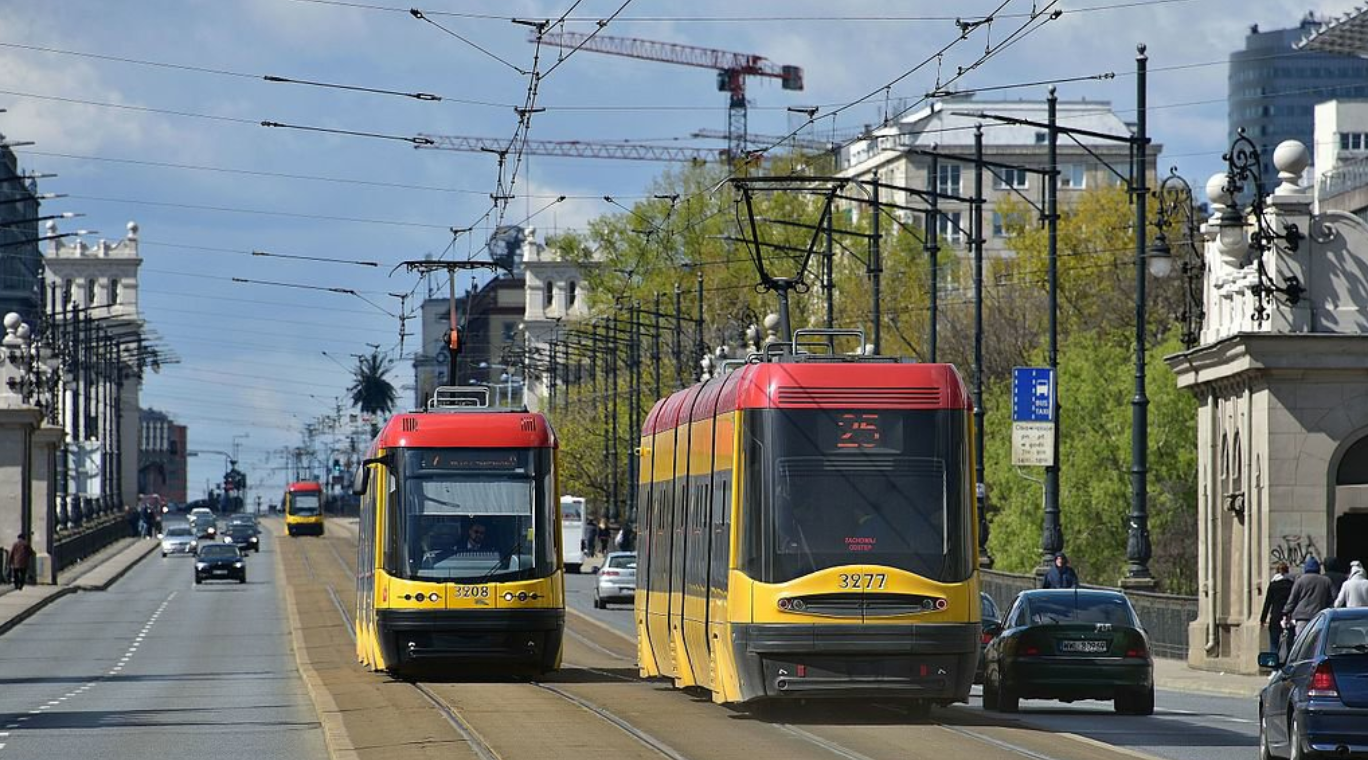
[1043,553,1079,589]
[1260,562,1293,655]
[1324,556,1349,599]
[1283,556,1334,642]
[9,533,32,591]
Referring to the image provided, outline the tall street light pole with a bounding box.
[1040,86,1063,576]
[1125,44,1161,589]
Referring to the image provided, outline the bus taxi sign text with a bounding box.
[1011,367,1055,466]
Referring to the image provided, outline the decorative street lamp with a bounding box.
[1219,129,1305,322]
[1150,168,1206,349]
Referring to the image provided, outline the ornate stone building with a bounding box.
[1168,141,1368,673]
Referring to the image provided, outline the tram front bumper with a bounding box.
[377,608,564,671]
[730,623,979,703]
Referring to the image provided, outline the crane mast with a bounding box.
[534,31,803,160]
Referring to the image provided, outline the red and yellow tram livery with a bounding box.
[352,390,565,677]
[636,353,980,708]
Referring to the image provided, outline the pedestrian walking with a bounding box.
[1042,553,1079,589]
[1325,556,1349,599]
[9,533,32,591]
[1335,560,1368,608]
[1283,556,1334,641]
[1260,562,1294,655]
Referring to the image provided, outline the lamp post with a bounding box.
[1218,129,1306,322]
[1151,169,1206,349]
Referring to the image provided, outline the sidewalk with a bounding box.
[1152,656,1268,698]
[0,536,162,638]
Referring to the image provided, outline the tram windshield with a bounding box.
[390,448,555,582]
[289,492,321,516]
[742,408,974,584]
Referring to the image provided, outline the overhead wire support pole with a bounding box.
[926,148,940,362]
[973,124,991,568]
[1041,86,1063,577]
[824,205,834,332]
[1127,44,1154,586]
[871,172,881,354]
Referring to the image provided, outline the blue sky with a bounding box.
[0,0,1345,498]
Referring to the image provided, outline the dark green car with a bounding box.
[982,589,1154,715]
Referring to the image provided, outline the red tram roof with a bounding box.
[286,481,323,493]
[644,361,970,435]
[368,410,557,452]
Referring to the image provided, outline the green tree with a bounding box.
[349,352,398,427]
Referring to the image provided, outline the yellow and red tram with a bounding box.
[352,389,564,677]
[283,481,325,536]
[635,352,980,708]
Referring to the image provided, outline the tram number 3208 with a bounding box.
[453,586,491,598]
[838,573,888,590]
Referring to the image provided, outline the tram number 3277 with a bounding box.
[838,573,888,590]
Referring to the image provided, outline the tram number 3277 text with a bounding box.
[838,573,887,590]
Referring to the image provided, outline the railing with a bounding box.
[1319,154,1368,201]
[980,568,1198,660]
[52,513,135,574]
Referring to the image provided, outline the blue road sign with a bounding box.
[1012,367,1055,423]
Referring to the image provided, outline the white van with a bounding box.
[560,495,586,574]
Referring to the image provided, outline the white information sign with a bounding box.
[1011,422,1055,467]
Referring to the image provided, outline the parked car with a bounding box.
[594,551,636,609]
[1258,608,1368,760]
[194,543,246,584]
[982,589,1154,715]
[221,523,260,553]
[160,524,198,557]
[976,592,1004,684]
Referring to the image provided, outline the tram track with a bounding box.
[294,529,701,760]
[286,525,1157,760]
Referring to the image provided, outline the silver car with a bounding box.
[160,524,198,557]
[594,552,636,608]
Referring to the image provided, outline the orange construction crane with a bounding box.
[534,32,803,160]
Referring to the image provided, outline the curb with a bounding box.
[0,587,77,638]
[274,522,361,760]
[71,540,161,591]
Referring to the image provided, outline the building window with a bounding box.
[1060,163,1087,189]
[86,278,97,306]
[501,322,516,343]
[936,164,961,196]
[62,280,73,307]
[543,281,555,310]
[992,212,1005,238]
[994,168,1029,190]
[109,278,120,306]
[567,280,578,309]
[937,212,964,246]
[1034,131,1047,145]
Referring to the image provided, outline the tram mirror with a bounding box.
[353,453,394,495]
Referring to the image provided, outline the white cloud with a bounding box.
[0,51,157,154]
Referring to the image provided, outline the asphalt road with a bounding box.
[564,572,1259,760]
[0,534,327,760]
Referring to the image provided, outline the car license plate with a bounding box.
[1059,639,1108,654]
[212,568,228,575]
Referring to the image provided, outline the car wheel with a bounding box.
[1115,686,1154,716]
[1259,702,1279,760]
[194,576,202,585]
[998,680,1019,713]
[1290,710,1312,760]
[161,552,167,558]
[982,676,999,712]
[239,576,246,584]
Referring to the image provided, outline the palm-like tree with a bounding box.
[349,352,398,419]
